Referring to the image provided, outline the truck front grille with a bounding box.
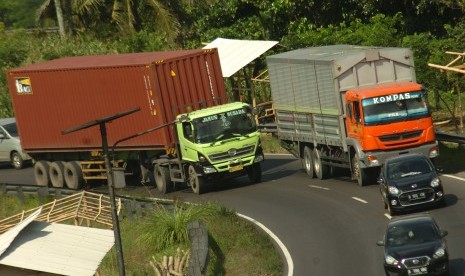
[379,130,423,142]
[208,145,255,162]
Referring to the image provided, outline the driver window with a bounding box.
[353,101,361,123]
[182,122,194,142]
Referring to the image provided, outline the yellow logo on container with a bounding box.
[15,77,33,94]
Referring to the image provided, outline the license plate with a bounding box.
[229,164,243,172]
[408,267,428,275]
[408,192,426,201]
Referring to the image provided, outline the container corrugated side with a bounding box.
[8,49,227,152]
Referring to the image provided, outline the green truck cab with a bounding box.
[154,102,264,194]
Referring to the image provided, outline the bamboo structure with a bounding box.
[428,51,465,132]
[0,191,121,234]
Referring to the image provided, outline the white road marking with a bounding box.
[238,213,294,276]
[384,214,392,220]
[309,185,330,190]
[352,197,368,204]
[443,174,465,181]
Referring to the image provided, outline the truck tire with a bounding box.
[64,161,84,190]
[302,146,315,178]
[352,155,370,187]
[34,161,51,187]
[188,165,207,194]
[313,148,330,180]
[154,164,172,194]
[49,161,65,188]
[248,163,262,183]
[11,152,24,170]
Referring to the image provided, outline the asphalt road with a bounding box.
[1,155,465,276]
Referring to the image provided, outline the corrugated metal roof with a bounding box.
[203,38,278,77]
[0,218,114,276]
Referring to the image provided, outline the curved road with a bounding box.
[1,155,465,276]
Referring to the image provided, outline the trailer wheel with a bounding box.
[248,163,262,183]
[154,164,172,194]
[302,146,315,178]
[313,148,330,180]
[11,152,24,170]
[352,155,370,186]
[49,161,65,188]
[188,165,207,194]
[64,161,84,190]
[34,161,51,187]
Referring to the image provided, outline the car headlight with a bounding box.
[385,255,399,266]
[388,186,400,195]
[431,177,441,188]
[433,247,446,259]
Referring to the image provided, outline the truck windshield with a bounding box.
[193,107,257,144]
[362,91,429,126]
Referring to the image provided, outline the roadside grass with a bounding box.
[436,141,465,174]
[261,133,287,154]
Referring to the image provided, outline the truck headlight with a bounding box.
[203,166,217,174]
[254,154,264,163]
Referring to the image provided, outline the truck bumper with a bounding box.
[359,141,439,169]
[200,153,264,177]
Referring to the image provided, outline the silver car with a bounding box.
[0,118,32,169]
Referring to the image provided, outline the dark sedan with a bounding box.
[377,214,449,276]
[378,154,445,216]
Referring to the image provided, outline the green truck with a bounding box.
[8,49,264,194]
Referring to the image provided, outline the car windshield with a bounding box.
[192,107,257,144]
[387,158,433,179]
[386,222,439,247]
[2,122,19,137]
[362,91,429,126]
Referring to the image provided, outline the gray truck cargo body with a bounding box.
[266,45,416,149]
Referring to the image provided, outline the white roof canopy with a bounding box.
[203,38,278,77]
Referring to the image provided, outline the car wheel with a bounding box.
[34,160,51,187]
[11,151,24,170]
[313,148,330,180]
[302,146,315,178]
[387,203,396,216]
[64,161,84,190]
[248,163,262,183]
[188,165,207,194]
[154,164,172,194]
[49,161,65,188]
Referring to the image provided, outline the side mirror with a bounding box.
[0,133,4,139]
[377,177,385,184]
[376,240,385,246]
[441,230,448,237]
[436,167,444,173]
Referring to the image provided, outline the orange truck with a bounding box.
[266,45,438,186]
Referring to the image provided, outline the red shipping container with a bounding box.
[7,49,227,153]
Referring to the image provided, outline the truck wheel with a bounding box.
[64,161,84,190]
[188,165,207,194]
[49,161,65,188]
[11,152,24,170]
[313,148,330,180]
[302,146,315,178]
[352,155,369,186]
[248,163,262,183]
[34,161,51,187]
[154,164,172,194]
